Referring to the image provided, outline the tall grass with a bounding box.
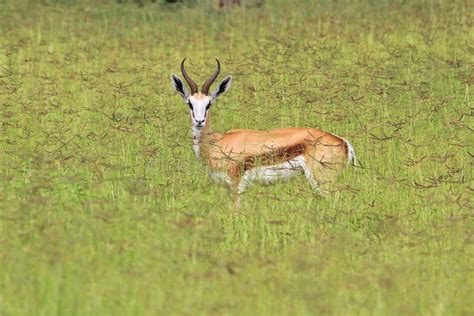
[0,0,472,314]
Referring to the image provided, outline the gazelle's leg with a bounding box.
[301,160,328,196]
[234,194,242,209]
[233,170,256,208]
[226,175,245,209]
[235,174,248,208]
[237,174,251,195]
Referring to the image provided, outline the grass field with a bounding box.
[0,0,472,314]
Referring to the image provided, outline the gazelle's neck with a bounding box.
[191,112,214,160]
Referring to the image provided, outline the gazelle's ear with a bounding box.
[171,74,189,101]
[211,75,232,101]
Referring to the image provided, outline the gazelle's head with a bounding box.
[171,58,232,129]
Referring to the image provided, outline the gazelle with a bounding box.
[171,59,356,205]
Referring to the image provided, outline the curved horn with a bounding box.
[181,58,198,95]
[201,59,221,95]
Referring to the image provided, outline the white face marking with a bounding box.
[188,95,212,128]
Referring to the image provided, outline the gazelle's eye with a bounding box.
[188,102,193,110]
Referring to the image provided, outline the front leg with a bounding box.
[223,174,250,209]
[234,170,257,208]
[237,173,251,195]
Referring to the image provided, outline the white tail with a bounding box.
[344,138,357,168]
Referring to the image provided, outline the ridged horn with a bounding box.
[201,59,221,95]
[180,58,198,95]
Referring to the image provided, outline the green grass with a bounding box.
[0,0,472,314]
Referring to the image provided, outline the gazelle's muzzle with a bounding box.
[194,119,205,127]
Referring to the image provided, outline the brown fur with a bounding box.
[192,92,208,100]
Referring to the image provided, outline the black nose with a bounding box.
[196,119,205,124]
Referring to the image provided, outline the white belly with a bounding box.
[241,155,306,190]
[210,156,307,193]
[251,160,303,184]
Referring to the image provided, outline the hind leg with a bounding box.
[303,149,347,196]
[302,161,328,196]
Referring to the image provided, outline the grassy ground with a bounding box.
[0,0,472,315]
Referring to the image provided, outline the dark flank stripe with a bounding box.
[243,143,306,172]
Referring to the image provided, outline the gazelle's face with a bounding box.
[171,58,232,129]
[187,92,212,129]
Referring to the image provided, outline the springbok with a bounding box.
[171,59,356,205]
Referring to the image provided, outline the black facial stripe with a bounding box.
[205,102,212,118]
[188,101,193,110]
